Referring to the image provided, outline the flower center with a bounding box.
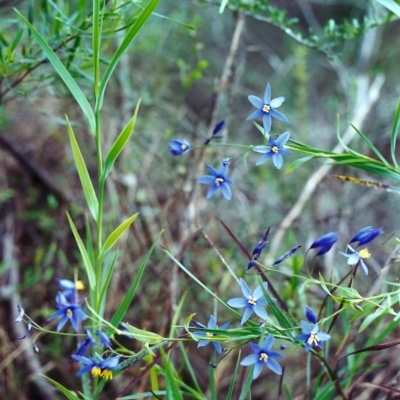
[307,332,319,347]
[181,144,187,151]
[259,352,268,363]
[206,332,214,338]
[75,280,85,290]
[66,308,73,318]
[215,177,224,186]
[248,296,257,306]
[359,248,371,259]
[262,104,271,113]
[272,145,279,153]
[101,369,114,380]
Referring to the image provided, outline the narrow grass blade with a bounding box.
[374,0,400,17]
[15,10,95,133]
[285,155,314,173]
[41,375,81,400]
[103,100,141,179]
[226,351,241,400]
[350,123,390,166]
[66,212,95,290]
[390,99,400,168]
[110,229,164,328]
[101,213,138,256]
[95,0,160,112]
[160,346,184,400]
[238,365,254,400]
[219,0,229,14]
[66,118,99,221]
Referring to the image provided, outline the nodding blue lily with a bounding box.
[309,232,339,256]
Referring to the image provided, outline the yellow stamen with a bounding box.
[259,352,268,362]
[262,104,271,113]
[272,146,279,153]
[181,144,187,151]
[215,177,224,186]
[359,248,371,259]
[66,309,73,318]
[206,332,213,338]
[91,366,102,377]
[101,369,113,380]
[248,296,257,306]
[75,280,85,290]
[307,332,319,347]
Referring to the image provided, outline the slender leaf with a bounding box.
[227,351,241,400]
[103,100,141,179]
[41,375,81,400]
[66,118,99,221]
[374,0,400,17]
[110,229,163,328]
[160,347,184,400]
[15,10,95,133]
[95,0,160,112]
[390,99,400,168]
[101,213,138,256]
[285,155,314,173]
[66,212,96,289]
[219,0,229,14]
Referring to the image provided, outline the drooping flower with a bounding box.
[246,83,289,133]
[204,120,225,145]
[57,278,85,301]
[248,228,270,270]
[309,232,339,256]
[169,139,191,156]
[72,354,121,380]
[240,335,284,379]
[198,159,234,200]
[339,245,371,275]
[74,329,112,357]
[273,245,301,266]
[305,306,317,324]
[253,131,291,169]
[296,321,331,352]
[15,304,25,324]
[193,315,230,354]
[350,226,383,247]
[47,292,88,332]
[227,278,269,325]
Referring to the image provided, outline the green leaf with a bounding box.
[285,155,314,173]
[390,99,400,168]
[66,118,99,221]
[374,0,400,17]
[160,347,184,400]
[103,100,141,179]
[95,0,160,113]
[122,323,165,344]
[41,375,81,400]
[66,212,96,290]
[110,229,163,328]
[101,213,138,256]
[219,0,229,14]
[15,10,95,133]
[359,308,385,332]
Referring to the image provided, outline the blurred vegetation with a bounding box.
[1,0,400,399]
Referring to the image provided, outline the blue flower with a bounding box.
[272,245,301,266]
[47,292,88,332]
[350,226,383,247]
[240,335,284,379]
[198,159,234,200]
[246,83,289,133]
[309,232,339,256]
[339,245,371,275]
[74,329,112,357]
[305,307,317,324]
[248,228,270,270]
[296,321,331,352]
[57,278,85,301]
[71,354,120,380]
[253,131,291,169]
[227,278,269,325]
[169,139,191,156]
[193,315,230,354]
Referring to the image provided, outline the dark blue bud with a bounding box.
[280,344,286,350]
[247,228,270,270]
[309,232,339,256]
[169,139,191,156]
[273,245,301,265]
[350,226,383,246]
[213,120,225,135]
[305,307,317,324]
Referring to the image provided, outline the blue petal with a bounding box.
[275,131,290,146]
[241,306,253,325]
[212,342,223,354]
[240,353,258,366]
[270,96,285,108]
[206,164,219,176]
[253,305,268,321]
[206,185,219,199]
[266,358,282,375]
[248,95,264,108]
[220,183,232,200]
[253,361,264,379]
[272,153,283,169]
[253,145,270,154]
[360,259,369,275]
[256,153,273,166]
[56,315,69,332]
[239,278,252,298]
[262,114,272,132]
[305,307,317,324]
[270,109,289,123]
[300,320,312,334]
[198,175,214,184]
[317,332,331,341]
[197,339,211,348]
[219,321,231,330]
[227,298,248,308]
[207,315,217,329]
[263,83,271,104]
[246,109,263,121]
[253,282,268,299]
[261,335,274,350]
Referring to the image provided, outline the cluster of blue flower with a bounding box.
[168,82,291,201]
[191,225,383,380]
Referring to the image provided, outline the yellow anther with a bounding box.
[272,146,279,153]
[307,332,319,347]
[359,248,371,259]
[75,280,85,290]
[91,366,102,377]
[101,369,113,380]
[66,309,73,318]
[181,144,187,151]
[259,352,268,362]
[215,177,224,186]
[248,296,257,305]
[206,332,214,338]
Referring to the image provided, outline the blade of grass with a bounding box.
[41,376,81,400]
[15,10,95,133]
[390,99,400,168]
[374,0,400,17]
